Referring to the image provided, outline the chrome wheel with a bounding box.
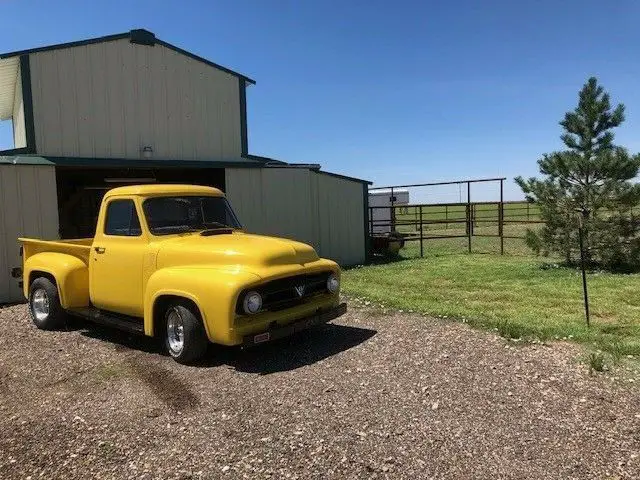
[166,307,185,355]
[32,289,50,321]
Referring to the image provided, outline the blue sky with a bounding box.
[1,0,640,200]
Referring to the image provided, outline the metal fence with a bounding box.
[369,200,545,256]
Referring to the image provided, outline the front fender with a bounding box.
[23,252,89,308]
[144,267,260,343]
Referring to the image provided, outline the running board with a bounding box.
[67,307,145,335]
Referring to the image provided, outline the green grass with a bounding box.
[343,239,640,357]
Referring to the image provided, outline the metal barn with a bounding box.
[0,29,370,304]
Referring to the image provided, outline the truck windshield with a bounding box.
[142,196,242,235]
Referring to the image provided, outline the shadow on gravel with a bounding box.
[125,359,200,410]
[196,323,377,375]
[76,320,376,375]
[79,323,161,355]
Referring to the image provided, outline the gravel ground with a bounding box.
[1,302,639,480]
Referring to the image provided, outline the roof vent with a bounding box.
[129,29,156,46]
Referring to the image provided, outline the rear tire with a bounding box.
[163,302,208,364]
[28,277,65,330]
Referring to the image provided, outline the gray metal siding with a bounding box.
[29,39,242,160]
[225,168,365,266]
[0,165,59,303]
[225,168,318,246]
[316,173,365,265]
[12,65,26,148]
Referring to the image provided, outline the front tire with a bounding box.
[28,277,65,330]
[163,303,208,364]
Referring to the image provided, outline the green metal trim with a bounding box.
[363,182,371,264]
[19,55,36,153]
[239,78,248,156]
[0,32,130,59]
[1,30,256,85]
[246,158,370,184]
[0,148,33,158]
[129,29,156,46]
[316,170,372,185]
[0,155,53,165]
[45,157,265,169]
[0,155,266,168]
[155,39,256,85]
[244,154,287,164]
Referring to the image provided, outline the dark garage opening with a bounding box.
[56,167,226,239]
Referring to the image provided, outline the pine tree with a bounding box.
[515,77,640,270]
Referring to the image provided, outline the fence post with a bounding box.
[467,182,472,253]
[390,187,395,232]
[499,179,504,255]
[419,205,424,258]
[445,204,448,229]
[471,203,478,232]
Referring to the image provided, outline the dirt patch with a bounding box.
[1,303,639,479]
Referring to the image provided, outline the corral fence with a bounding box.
[368,178,545,256]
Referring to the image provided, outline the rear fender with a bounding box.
[144,267,260,343]
[24,252,89,308]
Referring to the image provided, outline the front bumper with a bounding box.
[242,302,347,347]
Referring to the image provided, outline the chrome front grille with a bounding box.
[236,272,331,314]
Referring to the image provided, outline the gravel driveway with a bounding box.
[1,302,639,479]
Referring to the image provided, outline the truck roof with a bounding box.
[104,184,225,198]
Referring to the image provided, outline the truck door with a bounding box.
[90,198,146,317]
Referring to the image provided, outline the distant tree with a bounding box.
[515,77,640,270]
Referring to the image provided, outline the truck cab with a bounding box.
[20,185,345,363]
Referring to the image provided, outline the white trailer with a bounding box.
[368,188,410,234]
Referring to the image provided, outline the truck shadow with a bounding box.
[198,324,377,374]
[78,322,376,375]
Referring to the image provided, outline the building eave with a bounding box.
[0,154,373,185]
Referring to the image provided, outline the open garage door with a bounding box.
[56,167,225,238]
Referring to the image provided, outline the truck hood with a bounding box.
[155,232,320,272]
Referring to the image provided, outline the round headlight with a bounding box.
[243,291,262,314]
[327,273,340,293]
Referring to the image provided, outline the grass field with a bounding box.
[343,237,640,361]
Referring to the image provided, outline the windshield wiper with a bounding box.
[193,221,236,235]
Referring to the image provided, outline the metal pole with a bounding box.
[419,205,424,258]
[467,182,472,253]
[499,179,504,255]
[578,224,590,327]
[472,199,476,235]
[445,205,448,229]
[390,187,395,233]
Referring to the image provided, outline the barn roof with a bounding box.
[0,28,255,84]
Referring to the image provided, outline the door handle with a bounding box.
[94,246,106,254]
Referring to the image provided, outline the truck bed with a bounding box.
[19,237,93,265]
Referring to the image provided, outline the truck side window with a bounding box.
[104,200,142,236]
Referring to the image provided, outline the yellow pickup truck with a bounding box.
[19,184,346,363]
